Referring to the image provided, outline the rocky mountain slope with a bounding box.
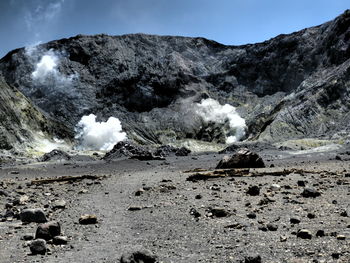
[0,77,71,152]
[0,10,349,151]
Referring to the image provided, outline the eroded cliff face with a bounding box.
[0,77,72,153]
[0,10,349,150]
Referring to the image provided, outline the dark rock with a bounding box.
[340,210,348,217]
[247,212,257,219]
[297,180,306,187]
[189,208,201,218]
[20,208,47,223]
[39,149,71,162]
[246,185,260,196]
[307,212,316,219]
[104,141,164,161]
[29,239,47,255]
[22,234,34,241]
[35,221,61,240]
[316,230,326,237]
[154,145,191,157]
[120,250,157,263]
[128,206,143,211]
[195,194,202,199]
[79,214,97,224]
[336,235,346,240]
[216,149,265,169]
[209,207,229,217]
[301,188,321,198]
[53,235,68,245]
[0,189,8,196]
[297,229,312,239]
[290,217,301,224]
[267,223,278,231]
[244,254,262,263]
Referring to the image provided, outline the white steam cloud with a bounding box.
[30,49,77,85]
[75,114,127,151]
[195,98,246,143]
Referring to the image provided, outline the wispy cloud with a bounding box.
[24,0,65,36]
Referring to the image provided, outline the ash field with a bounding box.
[0,9,350,263]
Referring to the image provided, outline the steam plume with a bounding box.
[195,98,246,143]
[75,114,127,151]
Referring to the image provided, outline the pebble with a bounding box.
[22,234,34,241]
[297,229,312,239]
[336,235,346,240]
[307,212,316,219]
[135,188,145,196]
[244,254,262,263]
[247,212,257,219]
[270,184,281,191]
[53,235,68,245]
[35,221,61,240]
[316,230,325,237]
[29,239,47,255]
[52,200,66,210]
[246,185,260,196]
[79,214,97,224]
[290,217,301,224]
[128,206,143,211]
[267,223,278,231]
[209,207,229,217]
[20,208,47,223]
[120,250,157,263]
[195,194,202,199]
[301,188,321,198]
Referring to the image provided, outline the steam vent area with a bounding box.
[0,9,350,263]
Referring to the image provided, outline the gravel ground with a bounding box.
[0,148,349,263]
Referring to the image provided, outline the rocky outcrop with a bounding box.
[0,77,71,151]
[0,10,349,149]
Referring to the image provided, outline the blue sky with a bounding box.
[0,0,348,57]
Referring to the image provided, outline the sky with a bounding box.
[0,0,349,58]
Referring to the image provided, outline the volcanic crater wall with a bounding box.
[0,10,349,150]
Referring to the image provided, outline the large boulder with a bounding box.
[216,148,265,169]
[20,208,47,223]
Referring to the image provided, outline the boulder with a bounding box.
[120,250,157,263]
[29,239,47,255]
[35,221,61,240]
[216,148,265,169]
[20,208,47,223]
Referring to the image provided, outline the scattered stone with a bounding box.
[0,189,9,196]
[209,207,229,217]
[336,235,346,240]
[246,185,260,196]
[316,230,325,237]
[216,148,265,169]
[79,214,97,224]
[29,239,47,255]
[52,200,66,210]
[120,250,157,263]
[267,223,278,231]
[53,236,68,245]
[247,212,257,219]
[128,206,143,211]
[243,254,262,263]
[301,188,321,198]
[189,208,201,218]
[340,210,348,217]
[22,234,34,241]
[307,212,316,219]
[290,217,301,224]
[270,184,281,191]
[35,221,61,241]
[135,189,145,196]
[20,208,47,223]
[258,197,275,206]
[195,194,202,199]
[39,149,71,162]
[280,235,287,242]
[297,180,306,187]
[297,229,312,239]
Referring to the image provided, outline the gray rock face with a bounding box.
[0,10,349,148]
[20,208,47,223]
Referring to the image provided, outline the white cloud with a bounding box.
[195,98,246,143]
